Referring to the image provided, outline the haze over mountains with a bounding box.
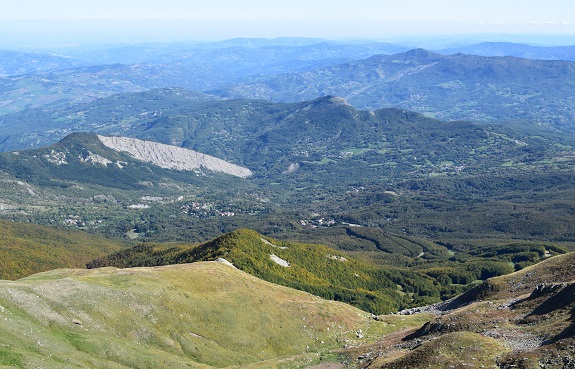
[439,42,575,62]
[2,40,575,133]
[212,48,575,124]
[2,36,575,368]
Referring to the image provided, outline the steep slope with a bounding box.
[98,135,252,178]
[0,262,384,368]
[211,49,575,127]
[346,252,575,368]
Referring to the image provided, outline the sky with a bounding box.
[1,0,574,47]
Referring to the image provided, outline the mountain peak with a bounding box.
[326,95,351,106]
[401,48,444,59]
[311,95,351,107]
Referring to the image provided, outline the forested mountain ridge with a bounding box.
[87,228,442,314]
[1,93,575,246]
[1,92,571,181]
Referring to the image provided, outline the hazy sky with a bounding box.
[1,0,574,47]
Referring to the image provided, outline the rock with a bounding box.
[98,135,252,178]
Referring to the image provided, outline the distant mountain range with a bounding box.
[38,38,411,68]
[2,41,575,128]
[14,39,574,75]
[211,48,575,125]
[0,39,409,114]
[0,50,88,76]
[438,41,575,61]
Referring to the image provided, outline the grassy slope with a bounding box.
[89,228,565,315]
[0,219,126,280]
[488,251,575,299]
[369,332,508,369]
[0,261,402,368]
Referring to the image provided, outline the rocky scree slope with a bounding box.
[97,135,252,178]
[345,252,575,368]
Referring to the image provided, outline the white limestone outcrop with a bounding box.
[97,135,252,178]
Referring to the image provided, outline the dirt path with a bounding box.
[305,364,344,369]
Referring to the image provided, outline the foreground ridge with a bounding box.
[0,261,375,368]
